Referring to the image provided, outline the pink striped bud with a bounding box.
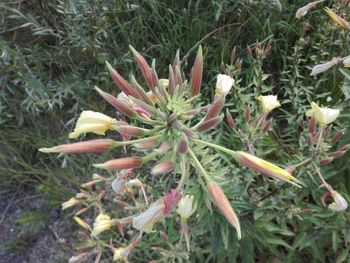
[129,45,153,89]
[308,117,316,134]
[134,139,159,150]
[190,46,203,96]
[164,189,182,215]
[226,109,235,129]
[262,119,271,132]
[151,161,174,175]
[230,47,236,62]
[173,50,181,72]
[247,45,253,57]
[183,127,198,139]
[244,107,251,121]
[197,114,223,132]
[339,144,350,152]
[320,157,334,166]
[39,139,114,154]
[207,182,241,239]
[114,98,137,117]
[94,157,142,170]
[329,151,346,158]
[115,125,146,137]
[157,142,171,154]
[332,130,345,144]
[177,137,188,154]
[106,61,139,98]
[205,96,225,120]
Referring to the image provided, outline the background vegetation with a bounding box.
[0,0,349,262]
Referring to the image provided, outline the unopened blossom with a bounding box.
[257,95,281,113]
[39,139,115,153]
[69,111,114,139]
[329,190,348,211]
[159,78,169,89]
[74,216,91,230]
[176,195,197,221]
[91,213,113,236]
[236,151,302,187]
[306,102,340,126]
[132,199,165,233]
[325,8,350,29]
[61,197,80,210]
[310,58,341,76]
[215,74,234,96]
[343,56,350,67]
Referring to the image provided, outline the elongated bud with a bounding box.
[164,189,182,215]
[190,46,203,96]
[178,137,188,154]
[308,117,316,134]
[39,139,115,154]
[183,127,198,139]
[151,161,174,175]
[94,157,142,170]
[325,7,350,29]
[307,133,314,146]
[230,47,236,62]
[114,98,137,117]
[106,61,138,97]
[175,65,183,87]
[332,130,345,144]
[134,139,159,150]
[339,144,350,152]
[207,182,241,239]
[173,50,181,73]
[157,142,171,154]
[168,65,176,96]
[226,109,235,129]
[205,96,225,120]
[129,45,153,89]
[95,86,121,109]
[74,216,91,230]
[131,75,154,106]
[197,114,223,132]
[115,125,146,137]
[244,107,251,121]
[320,157,334,166]
[247,45,252,57]
[262,119,271,132]
[329,151,346,158]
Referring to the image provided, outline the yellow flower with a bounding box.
[91,213,113,236]
[113,247,128,262]
[325,8,350,29]
[343,56,350,68]
[69,111,113,139]
[237,151,302,187]
[306,102,340,126]
[61,197,80,210]
[176,195,197,221]
[159,78,169,89]
[215,74,234,96]
[257,95,281,113]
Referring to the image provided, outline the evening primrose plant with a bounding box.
[40,46,347,262]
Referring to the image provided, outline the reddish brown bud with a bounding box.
[94,157,142,170]
[331,130,345,144]
[151,161,174,175]
[205,96,225,120]
[177,137,188,154]
[308,117,316,134]
[39,139,114,154]
[339,144,350,152]
[244,107,251,121]
[247,45,253,57]
[114,98,137,117]
[190,46,203,96]
[183,127,198,139]
[134,139,159,150]
[129,45,153,89]
[230,47,236,62]
[197,115,223,132]
[307,134,314,146]
[329,151,346,158]
[168,65,176,97]
[116,125,146,137]
[262,119,271,132]
[106,62,138,98]
[320,157,334,166]
[131,75,154,106]
[207,182,241,239]
[225,109,235,129]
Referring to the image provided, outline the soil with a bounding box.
[0,191,73,263]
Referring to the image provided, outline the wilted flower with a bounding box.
[74,216,91,230]
[306,102,340,126]
[236,151,302,187]
[69,111,114,139]
[176,195,197,221]
[257,95,281,113]
[111,177,128,195]
[329,190,348,211]
[215,74,234,96]
[68,252,90,263]
[295,2,317,19]
[62,197,81,210]
[325,8,350,29]
[132,199,165,233]
[343,56,350,67]
[91,213,113,236]
[310,58,341,76]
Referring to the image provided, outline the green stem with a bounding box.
[187,147,211,182]
[112,135,162,147]
[141,151,159,164]
[176,155,187,191]
[192,139,238,157]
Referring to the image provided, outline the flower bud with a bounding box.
[177,137,188,154]
[230,47,236,62]
[129,45,153,89]
[329,151,346,158]
[339,144,350,152]
[74,216,91,230]
[62,198,81,210]
[94,157,142,170]
[262,119,271,132]
[244,107,251,121]
[113,98,137,118]
[197,114,223,132]
[134,139,159,150]
[325,8,350,29]
[115,125,146,137]
[157,142,171,154]
[190,46,203,96]
[308,117,316,134]
[164,189,182,215]
[207,182,241,239]
[151,161,174,175]
[331,130,345,144]
[320,157,334,166]
[39,139,115,154]
[206,96,225,120]
[226,109,235,129]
